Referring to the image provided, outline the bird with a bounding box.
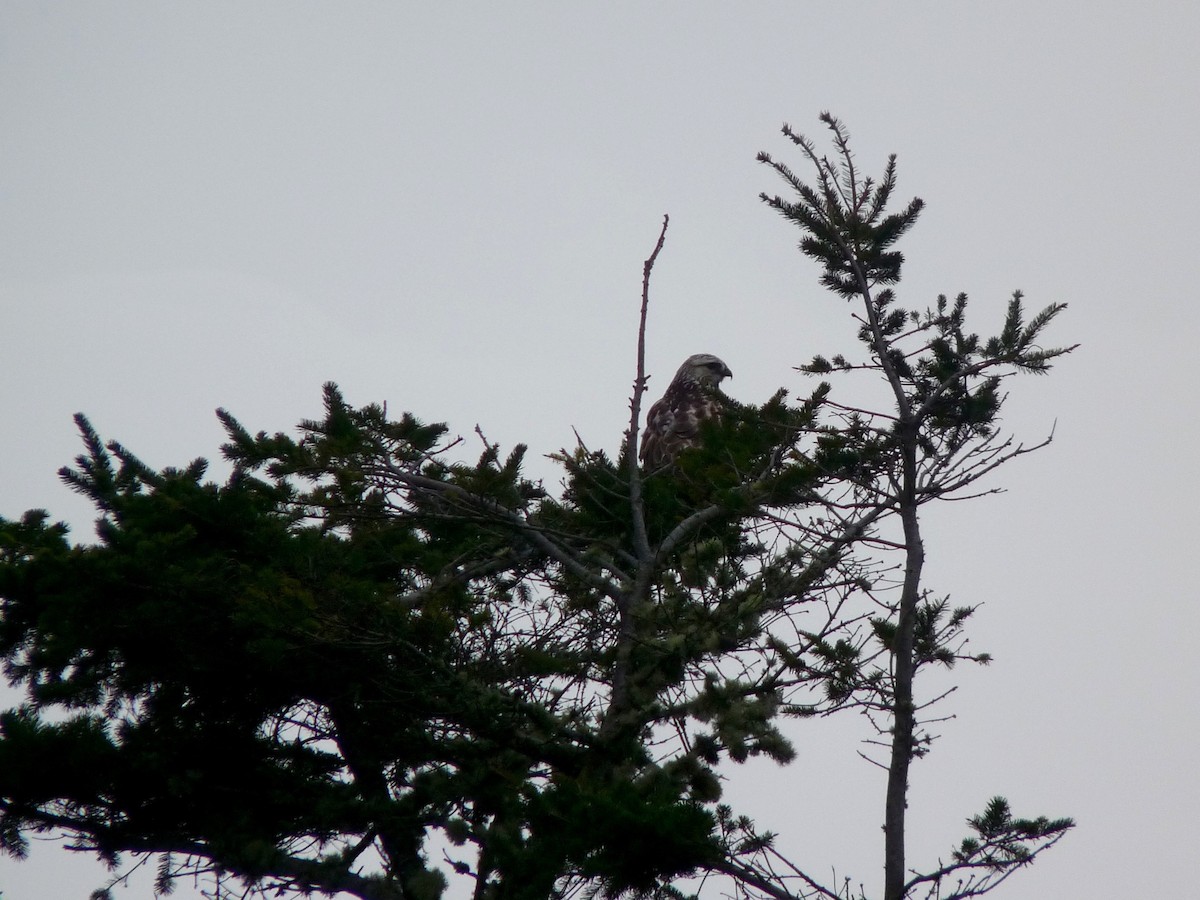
[639,353,733,468]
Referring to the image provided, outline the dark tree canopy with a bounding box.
[0,115,1074,900]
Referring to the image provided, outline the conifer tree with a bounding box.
[0,115,1073,900]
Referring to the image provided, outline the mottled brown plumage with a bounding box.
[639,353,733,468]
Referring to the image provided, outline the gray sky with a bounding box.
[2,4,1197,899]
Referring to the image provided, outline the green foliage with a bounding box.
[0,116,1075,900]
[953,796,1075,870]
[757,116,924,299]
[763,114,1076,458]
[755,114,1074,900]
[0,377,843,900]
[870,596,990,670]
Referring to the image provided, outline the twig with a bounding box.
[626,213,670,567]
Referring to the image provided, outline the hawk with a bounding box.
[639,353,733,468]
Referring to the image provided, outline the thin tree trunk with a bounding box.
[883,430,924,900]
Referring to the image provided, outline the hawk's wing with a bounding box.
[639,382,721,468]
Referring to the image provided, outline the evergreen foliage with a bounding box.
[0,115,1074,900]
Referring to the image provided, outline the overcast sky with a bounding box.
[2,4,1197,899]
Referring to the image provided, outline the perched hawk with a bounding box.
[639,353,733,468]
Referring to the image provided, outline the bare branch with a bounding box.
[625,215,670,566]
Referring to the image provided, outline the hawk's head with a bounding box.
[674,353,733,387]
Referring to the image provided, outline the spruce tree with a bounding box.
[0,115,1073,900]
